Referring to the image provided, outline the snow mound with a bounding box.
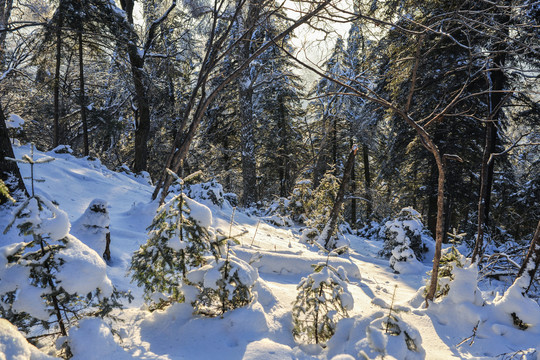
[71,199,110,256]
[0,319,56,359]
[326,312,425,360]
[56,235,113,297]
[68,318,131,359]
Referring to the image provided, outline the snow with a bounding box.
[0,143,539,359]
[7,114,25,129]
[68,318,131,360]
[183,194,212,228]
[71,199,110,255]
[0,319,56,360]
[56,235,113,297]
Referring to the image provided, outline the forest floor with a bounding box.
[1,143,539,359]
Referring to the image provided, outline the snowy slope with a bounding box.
[1,144,539,360]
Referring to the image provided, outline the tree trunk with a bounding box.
[424,152,446,304]
[120,0,151,173]
[78,30,89,156]
[350,138,357,226]
[278,95,290,197]
[0,106,28,203]
[237,0,263,206]
[319,145,358,249]
[472,50,507,263]
[0,0,13,58]
[362,143,372,217]
[53,7,63,148]
[426,161,438,237]
[515,219,540,294]
[239,82,258,205]
[0,0,27,203]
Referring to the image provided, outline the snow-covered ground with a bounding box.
[1,144,539,359]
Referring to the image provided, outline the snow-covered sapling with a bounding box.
[186,248,258,317]
[185,209,257,317]
[427,246,466,299]
[72,199,111,261]
[1,149,125,342]
[379,207,429,273]
[0,195,123,339]
[185,178,226,207]
[130,188,216,308]
[292,261,353,345]
[287,178,312,223]
[365,312,424,357]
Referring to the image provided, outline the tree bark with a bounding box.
[0,1,27,202]
[0,106,28,203]
[362,143,372,217]
[515,219,540,294]
[472,49,507,263]
[277,95,290,197]
[53,7,64,148]
[239,0,264,206]
[78,30,89,156]
[320,145,358,249]
[349,138,356,226]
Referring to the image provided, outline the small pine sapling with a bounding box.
[187,248,258,317]
[287,179,313,223]
[305,171,340,233]
[0,195,125,340]
[130,172,216,308]
[426,246,466,299]
[1,149,126,343]
[292,258,353,345]
[186,209,257,317]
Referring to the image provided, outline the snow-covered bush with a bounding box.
[261,197,294,227]
[288,179,313,223]
[185,249,258,317]
[305,171,341,233]
[130,193,216,308]
[72,199,111,261]
[363,312,424,359]
[379,208,429,273]
[292,262,353,345]
[0,195,124,338]
[185,179,226,207]
[493,274,540,331]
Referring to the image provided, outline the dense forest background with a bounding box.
[1,0,538,249]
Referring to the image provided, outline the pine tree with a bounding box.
[186,245,258,317]
[0,151,126,341]
[292,262,353,345]
[130,190,216,307]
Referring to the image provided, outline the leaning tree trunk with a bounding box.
[515,220,540,294]
[319,145,358,249]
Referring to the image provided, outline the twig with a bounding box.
[386,284,398,333]
[250,220,260,247]
[457,321,480,347]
